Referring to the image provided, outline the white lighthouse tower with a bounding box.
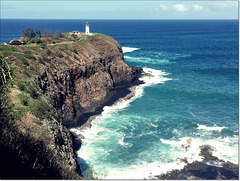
[85,22,90,34]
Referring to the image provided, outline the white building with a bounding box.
[85,22,93,35]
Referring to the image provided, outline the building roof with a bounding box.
[9,38,20,43]
[72,31,80,34]
[5,38,25,45]
[86,22,89,24]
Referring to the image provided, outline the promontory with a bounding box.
[0,33,142,179]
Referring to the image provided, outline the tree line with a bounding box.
[21,28,65,42]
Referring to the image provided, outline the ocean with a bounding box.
[1,19,239,179]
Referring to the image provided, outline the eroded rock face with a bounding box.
[34,36,142,128]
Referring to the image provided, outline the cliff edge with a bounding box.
[0,34,142,179]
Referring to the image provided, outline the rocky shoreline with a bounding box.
[71,84,141,153]
[70,83,141,152]
[156,144,239,180]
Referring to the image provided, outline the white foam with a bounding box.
[197,124,226,132]
[104,161,186,179]
[77,68,171,127]
[140,68,171,86]
[118,135,132,148]
[124,55,170,64]
[122,47,140,53]
[160,135,239,164]
[71,68,171,142]
[86,134,238,179]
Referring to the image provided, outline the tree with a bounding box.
[35,28,42,38]
[22,28,36,39]
[42,30,53,38]
[54,31,65,38]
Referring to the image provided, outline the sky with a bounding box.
[1,0,239,19]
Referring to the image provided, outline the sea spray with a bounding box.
[122,47,140,53]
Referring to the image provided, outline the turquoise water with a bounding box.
[70,20,239,179]
[1,19,238,179]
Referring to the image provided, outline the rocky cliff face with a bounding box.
[0,34,142,179]
[34,35,142,128]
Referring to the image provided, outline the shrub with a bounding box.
[28,38,43,44]
[38,57,46,65]
[71,48,77,54]
[66,37,73,41]
[46,49,53,56]
[21,58,29,66]
[59,44,69,51]
[56,51,63,58]
[19,37,29,43]
[16,80,26,91]
[29,99,52,119]
[78,39,86,45]
[24,51,36,60]
[18,93,29,106]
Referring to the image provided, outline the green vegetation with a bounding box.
[22,27,36,39]
[90,33,105,39]
[66,37,73,41]
[46,49,53,56]
[78,38,87,45]
[0,46,16,56]
[20,37,29,43]
[56,51,64,58]
[0,33,86,179]
[16,80,26,91]
[0,56,13,85]
[24,51,36,60]
[27,38,43,44]
[29,98,52,119]
[71,48,78,54]
[0,45,15,52]
[18,93,29,106]
[59,44,69,51]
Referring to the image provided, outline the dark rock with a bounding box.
[156,145,239,180]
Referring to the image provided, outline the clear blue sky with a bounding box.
[1,0,238,19]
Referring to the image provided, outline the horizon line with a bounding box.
[1,18,238,20]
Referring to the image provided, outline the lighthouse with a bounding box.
[85,22,90,34]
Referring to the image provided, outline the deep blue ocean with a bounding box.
[1,19,239,179]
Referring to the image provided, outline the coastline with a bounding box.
[70,66,239,180]
[70,72,143,152]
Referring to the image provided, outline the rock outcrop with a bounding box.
[156,145,239,180]
[0,34,142,179]
[34,35,142,128]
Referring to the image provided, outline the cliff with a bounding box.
[0,34,142,179]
